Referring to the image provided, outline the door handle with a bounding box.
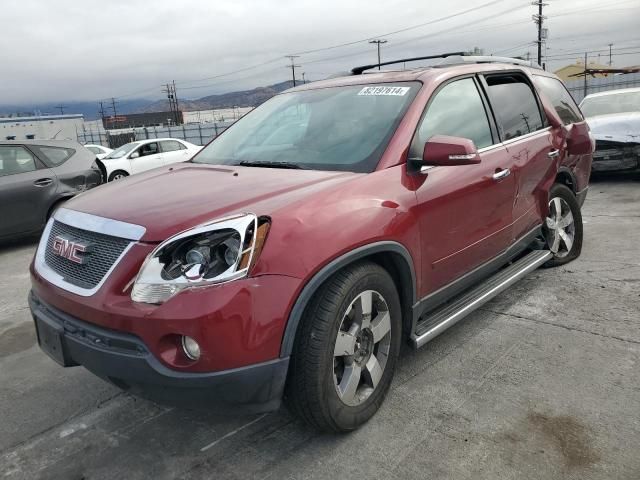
[548,149,560,158]
[34,178,53,187]
[492,169,511,181]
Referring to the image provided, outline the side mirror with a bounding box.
[566,121,594,156]
[422,135,481,166]
[130,151,140,159]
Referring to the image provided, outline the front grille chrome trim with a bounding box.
[54,208,146,241]
[34,209,145,296]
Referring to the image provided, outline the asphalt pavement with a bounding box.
[1,178,639,480]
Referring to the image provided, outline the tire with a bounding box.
[108,170,129,182]
[543,183,583,267]
[285,261,402,432]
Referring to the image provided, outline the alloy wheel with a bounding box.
[333,290,392,406]
[545,196,576,258]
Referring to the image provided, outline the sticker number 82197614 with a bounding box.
[357,86,410,96]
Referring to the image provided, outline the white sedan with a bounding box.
[84,144,113,159]
[99,138,202,181]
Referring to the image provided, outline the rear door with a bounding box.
[0,145,57,236]
[159,140,191,165]
[130,142,163,174]
[481,72,556,240]
[411,76,516,292]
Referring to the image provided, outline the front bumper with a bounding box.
[29,291,289,413]
[592,141,640,173]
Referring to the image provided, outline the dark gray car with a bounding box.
[0,140,102,239]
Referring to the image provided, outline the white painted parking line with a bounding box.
[200,414,268,452]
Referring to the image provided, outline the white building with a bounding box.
[0,114,84,142]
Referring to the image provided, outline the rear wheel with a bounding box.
[285,262,402,432]
[543,183,583,267]
[108,170,129,182]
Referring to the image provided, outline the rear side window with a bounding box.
[534,76,583,125]
[31,145,75,167]
[484,75,544,141]
[0,146,38,176]
[161,140,186,152]
[410,78,493,158]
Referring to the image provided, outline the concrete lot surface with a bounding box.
[1,179,639,479]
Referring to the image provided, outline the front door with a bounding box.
[410,77,516,294]
[130,142,163,174]
[0,145,57,237]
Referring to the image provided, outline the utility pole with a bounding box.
[583,52,588,99]
[608,43,613,66]
[55,105,66,115]
[532,0,547,66]
[285,55,300,87]
[110,97,119,129]
[162,82,181,125]
[98,101,106,119]
[369,39,388,70]
[302,72,306,84]
[172,80,180,125]
[110,97,118,119]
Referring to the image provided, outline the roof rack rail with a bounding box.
[436,55,543,70]
[351,53,542,75]
[351,52,467,75]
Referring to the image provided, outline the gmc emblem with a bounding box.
[51,236,91,264]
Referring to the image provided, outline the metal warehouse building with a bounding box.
[0,114,84,141]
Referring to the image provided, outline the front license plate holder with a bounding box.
[34,313,74,367]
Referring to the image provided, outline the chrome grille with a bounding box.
[44,220,130,289]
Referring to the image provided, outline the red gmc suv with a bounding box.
[29,54,593,432]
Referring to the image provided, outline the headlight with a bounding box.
[131,213,270,304]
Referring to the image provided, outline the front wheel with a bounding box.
[108,170,129,182]
[285,262,402,432]
[543,183,583,267]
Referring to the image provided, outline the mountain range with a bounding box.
[0,80,296,121]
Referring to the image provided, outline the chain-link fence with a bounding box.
[77,122,231,148]
[564,72,640,103]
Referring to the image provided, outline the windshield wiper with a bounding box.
[238,160,303,169]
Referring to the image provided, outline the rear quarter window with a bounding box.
[533,75,583,125]
[31,145,75,167]
[484,74,544,141]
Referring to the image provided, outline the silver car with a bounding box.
[0,140,102,239]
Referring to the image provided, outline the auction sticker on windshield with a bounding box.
[358,86,410,96]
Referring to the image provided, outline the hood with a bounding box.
[586,112,640,143]
[64,163,360,241]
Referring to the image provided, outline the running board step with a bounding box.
[412,250,553,349]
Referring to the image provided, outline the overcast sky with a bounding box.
[2,0,639,107]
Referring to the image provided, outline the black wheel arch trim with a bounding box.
[555,167,577,193]
[279,241,417,357]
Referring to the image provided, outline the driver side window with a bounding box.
[137,142,159,157]
[410,78,493,159]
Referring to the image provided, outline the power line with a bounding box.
[288,0,507,56]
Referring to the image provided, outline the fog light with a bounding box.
[181,336,201,360]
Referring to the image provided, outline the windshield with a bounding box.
[104,142,140,159]
[192,83,420,173]
[580,91,640,118]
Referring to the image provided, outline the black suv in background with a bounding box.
[0,140,102,240]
